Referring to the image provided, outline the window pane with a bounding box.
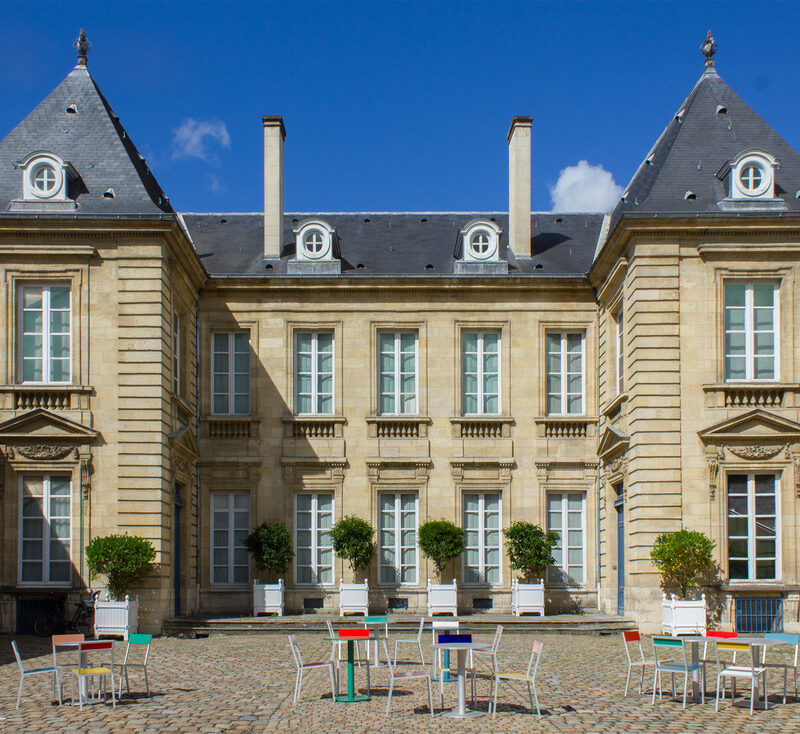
[727,517,747,536]
[725,283,746,307]
[755,495,775,515]
[50,286,70,309]
[752,284,774,307]
[756,560,775,579]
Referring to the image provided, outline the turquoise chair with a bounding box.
[761,632,799,703]
[115,633,152,697]
[651,636,703,708]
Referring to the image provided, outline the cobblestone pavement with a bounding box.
[1,631,799,733]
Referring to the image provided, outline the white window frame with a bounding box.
[378,492,418,586]
[18,474,72,587]
[614,309,624,395]
[294,331,335,416]
[211,331,250,415]
[546,492,586,586]
[294,493,335,586]
[545,331,585,415]
[378,331,418,415]
[18,283,72,384]
[727,473,780,582]
[461,331,501,416]
[724,281,779,382]
[462,492,502,586]
[173,312,182,396]
[210,492,250,586]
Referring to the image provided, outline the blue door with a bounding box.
[614,492,624,615]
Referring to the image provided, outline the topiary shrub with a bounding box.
[650,529,715,599]
[330,515,375,578]
[503,521,560,582]
[243,522,294,582]
[418,520,464,581]
[85,534,156,600]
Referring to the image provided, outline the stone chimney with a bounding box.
[507,116,532,258]
[263,116,285,259]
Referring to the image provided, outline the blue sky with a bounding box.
[3,1,800,214]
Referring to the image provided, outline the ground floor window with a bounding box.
[295,493,334,585]
[20,474,71,585]
[463,492,501,585]
[547,492,586,585]
[378,492,418,585]
[211,493,250,585]
[728,473,779,580]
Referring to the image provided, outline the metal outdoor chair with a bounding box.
[467,624,503,704]
[700,630,738,698]
[52,633,84,703]
[288,634,337,704]
[759,632,799,704]
[393,617,425,666]
[12,640,59,709]
[651,636,704,709]
[491,638,543,717]
[115,633,152,698]
[621,630,655,696]
[382,638,434,717]
[713,640,767,715]
[70,640,117,710]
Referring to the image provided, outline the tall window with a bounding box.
[211,493,250,585]
[295,493,334,584]
[20,475,71,584]
[462,332,500,415]
[378,492,417,585]
[295,331,334,415]
[727,473,779,580]
[547,492,585,585]
[378,332,417,415]
[546,331,584,415]
[614,309,624,395]
[19,284,71,383]
[724,282,778,381]
[463,492,501,584]
[212,332,250,414]
[173,313,182,396]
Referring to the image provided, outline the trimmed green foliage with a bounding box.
[650,529,715,599]
[243,522,294,581]
[331,515,375,575]
[85,534,156,600]
[503,521,560,582]
[418,520,465,580]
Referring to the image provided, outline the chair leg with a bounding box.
[393,639,400,666]
[651,667,658,705]
[16,674,25,709]
[715,674,721,712]
[110,671,116,708]
[418,641,425,666]
[385,677,394,716]
[426,676,434,717]
[492,676,499,717]
[750,677,755,715]
[328,664,336,703]
[532,679,541,717]
[624,665,631,697]
[783,667,788,705]
[293,669,301,703]
[681,671,687,710]
[365,655,371,696]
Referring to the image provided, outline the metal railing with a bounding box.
[734,597,783,633]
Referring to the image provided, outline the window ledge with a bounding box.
[367,415,431,438]
[202,416,259,439]
[0,384,92,411]
[534,416,596,439]
[602,392,627,419]
[451,416,514,439]
[724,581,796,592]
[703,383,798,409]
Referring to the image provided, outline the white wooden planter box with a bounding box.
[253,579,284,616]
[662,593,707,636]
[511,579,545,616]
[427,579,457,616]
[339,578,368,615]
[94,594,138,641]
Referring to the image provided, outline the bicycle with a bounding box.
[33,591,98,637]
[69,591,98,636]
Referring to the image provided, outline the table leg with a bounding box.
[347,640,355,701]
[443,650,451,682]
[690,641,701,702]
[441,649,482,719]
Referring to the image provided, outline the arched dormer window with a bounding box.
[458,220,502,262]
[293,219,336,262]
[17,151,74,203]
[719,150,779,202]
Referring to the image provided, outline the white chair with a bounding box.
[70,640,117,710]
[393,617,425,666]
[621,630,655,696]
[12,640,59,709]
[289,634,337,704]
[468,624,503,704]
[491,639,543,717]
[714,640,767,715]
[700,631,738,699]
[760,632,799,704]
[51,633,84,703]
[382,638,434,717]
[114,633,151,698]
[651,636,703,709]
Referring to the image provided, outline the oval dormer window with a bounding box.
[30,161,60,198]
[739,162,767,196]
[302,229,325,259]
[469,231,492,259]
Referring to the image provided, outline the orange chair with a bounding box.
[52,633,84,703]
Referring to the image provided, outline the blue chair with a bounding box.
[12,640,59,708]
[651,636,704,709]
[760,632,799,703]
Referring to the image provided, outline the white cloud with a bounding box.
[207,174,225,194]
[171,118,231,161]
[549,160,623,213]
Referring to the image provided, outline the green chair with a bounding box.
[115,633,152,698]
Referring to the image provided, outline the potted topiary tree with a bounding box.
[244,522,293,616]
[418,519,464,616]
[85,534,156,639]
[330,515,375,615]
[504,521,559,616]
[650,529,715,635]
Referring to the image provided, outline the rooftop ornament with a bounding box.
[700,30,717,71]
[74,28,91,66]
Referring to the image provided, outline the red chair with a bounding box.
[621,630,655,696]
[71,640,116,709]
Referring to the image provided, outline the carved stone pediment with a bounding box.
[597,425,629,462]
[698,408,800,446]
[0,408,98,447]
[168,425,200,481]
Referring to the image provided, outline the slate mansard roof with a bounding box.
[0,64,172,215]
[183,212,604,277]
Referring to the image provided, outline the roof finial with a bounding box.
[700,30,717,71]
[73,28,91,66]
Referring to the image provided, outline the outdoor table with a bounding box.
[362,615,388,667]
[324,631,378,702]
[432,640,490,718]
[681,634,788,708]
[431,620,460,682]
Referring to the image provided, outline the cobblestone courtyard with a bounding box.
[2,631,799,733]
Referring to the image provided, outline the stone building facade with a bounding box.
[1,35,799,633]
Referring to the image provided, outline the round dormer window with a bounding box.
[30,162,59,198]
[469,231,492,259]
[739,162,766,195]
[302,230,325,259]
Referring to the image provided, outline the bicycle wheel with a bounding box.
[34,611,58,637]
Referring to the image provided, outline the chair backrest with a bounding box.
[491,625,504,653]
[52,633,85,667]
[651,636,687,667]
[703,630,737,657]
[763,632,800,665]
[715,641,753,671]
[288,634,302,668]
[124,633,152,665]
[79,640,114,668]
[526,639,543,678]
[11,640,24,673]
[622,630,644,664]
